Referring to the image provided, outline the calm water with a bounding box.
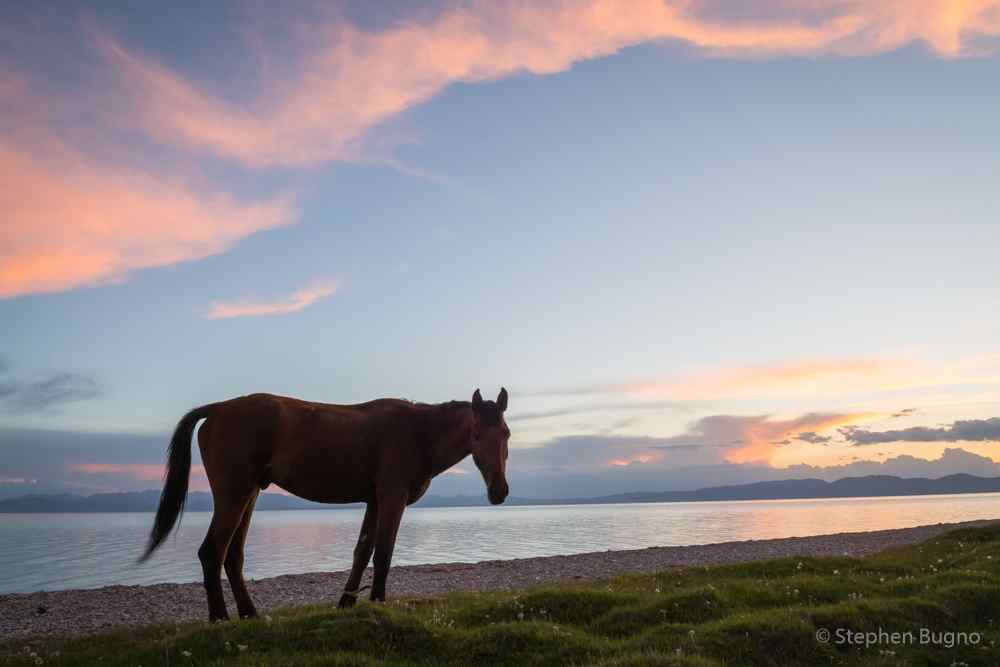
[1,493,997,594]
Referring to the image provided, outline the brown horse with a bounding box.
[141,388,510,621]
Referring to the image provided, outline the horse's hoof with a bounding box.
[239,611,258,620]
[337,594,356,609]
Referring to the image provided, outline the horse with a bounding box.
[141,387,510,621]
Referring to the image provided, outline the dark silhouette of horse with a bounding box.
[142,388,510,621]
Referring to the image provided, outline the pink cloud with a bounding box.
[531,353,1000,403]
[0,132,295,299]
[5,2,999,298]
[71,463,210,491]
[0,62,297,300]
[99,1,1000,168]
[608,453,659,467]
[71,463,173,481]
[206,281,337,319]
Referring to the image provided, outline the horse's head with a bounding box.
[470,387,510,505]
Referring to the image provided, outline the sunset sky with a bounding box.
[2,0,999,498]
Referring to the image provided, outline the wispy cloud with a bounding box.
[5,3,1000,298]
[841,417,1000,446]
[515,435,678,472]
[527,358,890,400]
[796,431,833,445]
[507,399,686,423]
[206,281,337,319]
[99,1,1000,168]
[70,462,206,482]
[528,354,1000,403]
[0,79,295,299]
[0,365,103,413]
[68,462,210,492]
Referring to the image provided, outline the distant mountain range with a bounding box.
[0,489,337,513]
[1,474,998,513]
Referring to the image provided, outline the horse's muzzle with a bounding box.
[488,480,509,505]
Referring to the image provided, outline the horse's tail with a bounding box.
[141,403,217,561]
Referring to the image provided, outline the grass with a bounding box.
[3,524,1000,666]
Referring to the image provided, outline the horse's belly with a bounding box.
[407,479,430,505]
[274,478,372,505]
[268,444,374,504]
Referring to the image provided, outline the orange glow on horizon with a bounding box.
[70,463,210,491]
[608,453,660,467]
[723,412,881,465]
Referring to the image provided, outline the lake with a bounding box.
[1,492,998,594]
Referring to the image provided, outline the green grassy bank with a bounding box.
[4,523,999,666]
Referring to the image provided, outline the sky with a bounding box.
[1,0,999,499]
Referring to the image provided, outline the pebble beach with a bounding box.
[1,519,993,640]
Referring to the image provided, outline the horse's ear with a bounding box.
[497,387,508,413]
[472,389,483,410]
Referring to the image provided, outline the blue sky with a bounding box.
[2,1,999,497]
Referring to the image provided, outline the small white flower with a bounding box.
[237,644,248,652]
[181,650,192,658]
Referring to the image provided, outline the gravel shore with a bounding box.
[1,519,993,640]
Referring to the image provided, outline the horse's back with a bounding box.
[198,393,420,503]
[230,392,414,414]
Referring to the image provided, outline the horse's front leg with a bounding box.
[370,488,408,603]
[338,501,377,609]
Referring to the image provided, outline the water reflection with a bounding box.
[0,493,997,593]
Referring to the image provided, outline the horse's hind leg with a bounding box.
[199,490,254,622]
[370,488,408,603]
[338,501,377,609]
[225,491,259,619]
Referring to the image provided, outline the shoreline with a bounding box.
[1,519,994,640]
[3,487,1000,514]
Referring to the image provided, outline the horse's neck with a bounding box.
[426,404,472,476]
